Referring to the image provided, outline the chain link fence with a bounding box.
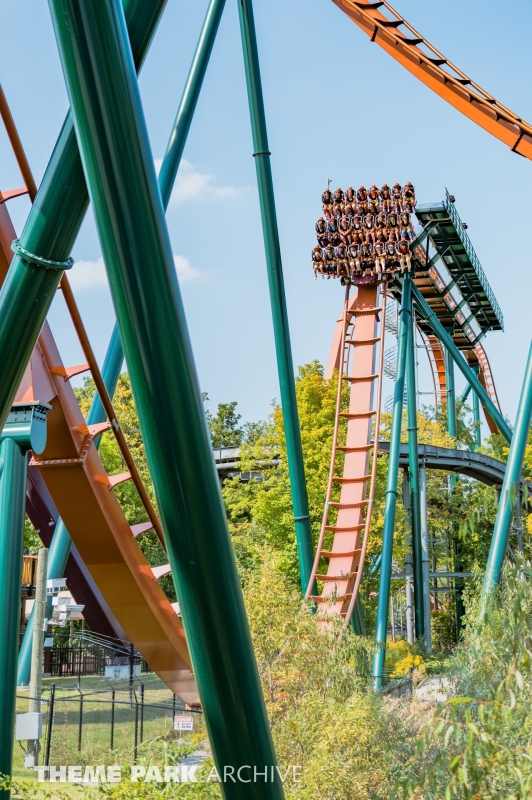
[13,677,203,781]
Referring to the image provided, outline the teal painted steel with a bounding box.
[481,343,532,610]
[0,0,166,435]
[0,407,48,794]
[445,350,464,633]
[459,383,472,405]
[159,0,226,209]
[17,326,123,686]
[237,0,315,597]
[18,0,219,679]
[471,366,481,450]
[47,0,284,793]
[373,276,412,689]
[445,350,457,439]
[412,284,512,443]
[406,301,424,639]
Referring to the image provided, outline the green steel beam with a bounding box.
[373,275,412,689]
[412,284,512,443]
[158,0,226,208]
[459,383,472,405]
[17,325,123,686]
[471,366,482,451]
[0,405,48,796]
[445,349,457,440]
[406,302,424,639]
[47,0,284,794]
[0,0,166,436]
[445,349,464,634]
[237,0,315,597]
[480,343,532,613]
[19,0,226,683]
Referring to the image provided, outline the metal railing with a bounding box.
[444,189,504,330]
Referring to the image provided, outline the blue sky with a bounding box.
[1,0,531,434]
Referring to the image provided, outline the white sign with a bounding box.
[174,715,194,732]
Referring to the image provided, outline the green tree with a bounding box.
[203,396,244,448]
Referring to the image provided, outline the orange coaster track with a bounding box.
[331,0,532,160]
[306,284,385,626]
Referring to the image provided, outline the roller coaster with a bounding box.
[0,0,531,797]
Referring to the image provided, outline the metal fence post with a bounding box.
[110,690,115,751]
[133,694,139,764]
[140,683,144,744]
[77,693,83,752]
[44,684,55,767]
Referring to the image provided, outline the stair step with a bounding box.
[152,564,172,580]
[88,421,112,438]
[320,549,362,559]
[339,411,376,419]
[325,524,365,532]
[107,471,132,489]
[332,475,371,483]
[315,571,357,581]
[337,444,373,453]
[131,522,154,539]
[343,374,379,383]
[347,306,382,317]
[329,500,369,509]
[310,593,353,602]
[345,337,380,346]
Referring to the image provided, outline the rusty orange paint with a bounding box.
[332,0,532,160]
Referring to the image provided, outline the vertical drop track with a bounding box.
[306,283,386,627]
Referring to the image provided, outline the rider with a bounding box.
[356,186,368,214]
[328,217,341,247]
[380,183,391,213]
[397,239,412,272]
[315,217,329,247]
[402,182,416,213]
[322,188,333,220]
[332,187,345,218]
[368,185,380,215]
[339,214,353,244]
[311,245,324,277]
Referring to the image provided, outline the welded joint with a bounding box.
[293,515,310,522]
[252,151,271,157]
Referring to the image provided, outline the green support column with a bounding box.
[406,301,424,639]
[471,366,481,450]
[47,0,284,794]
[459,383,472,405]
[17,325,123,686]
[19,0,226,682]
[412,284,511,444]
[445,348,464,635]
[158,0,226,208]
[373,275,412,689]
[445,349,457,440]
[0,404,49,797]
[480,343,532,614]
[237,0,315,596]
[0,0,166,436]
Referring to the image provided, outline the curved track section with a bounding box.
[331,0,532,160]
[307,284,385,625]
[0,188,197,705]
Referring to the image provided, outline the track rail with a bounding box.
[332,0,532,160]
[307,284,385,625]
